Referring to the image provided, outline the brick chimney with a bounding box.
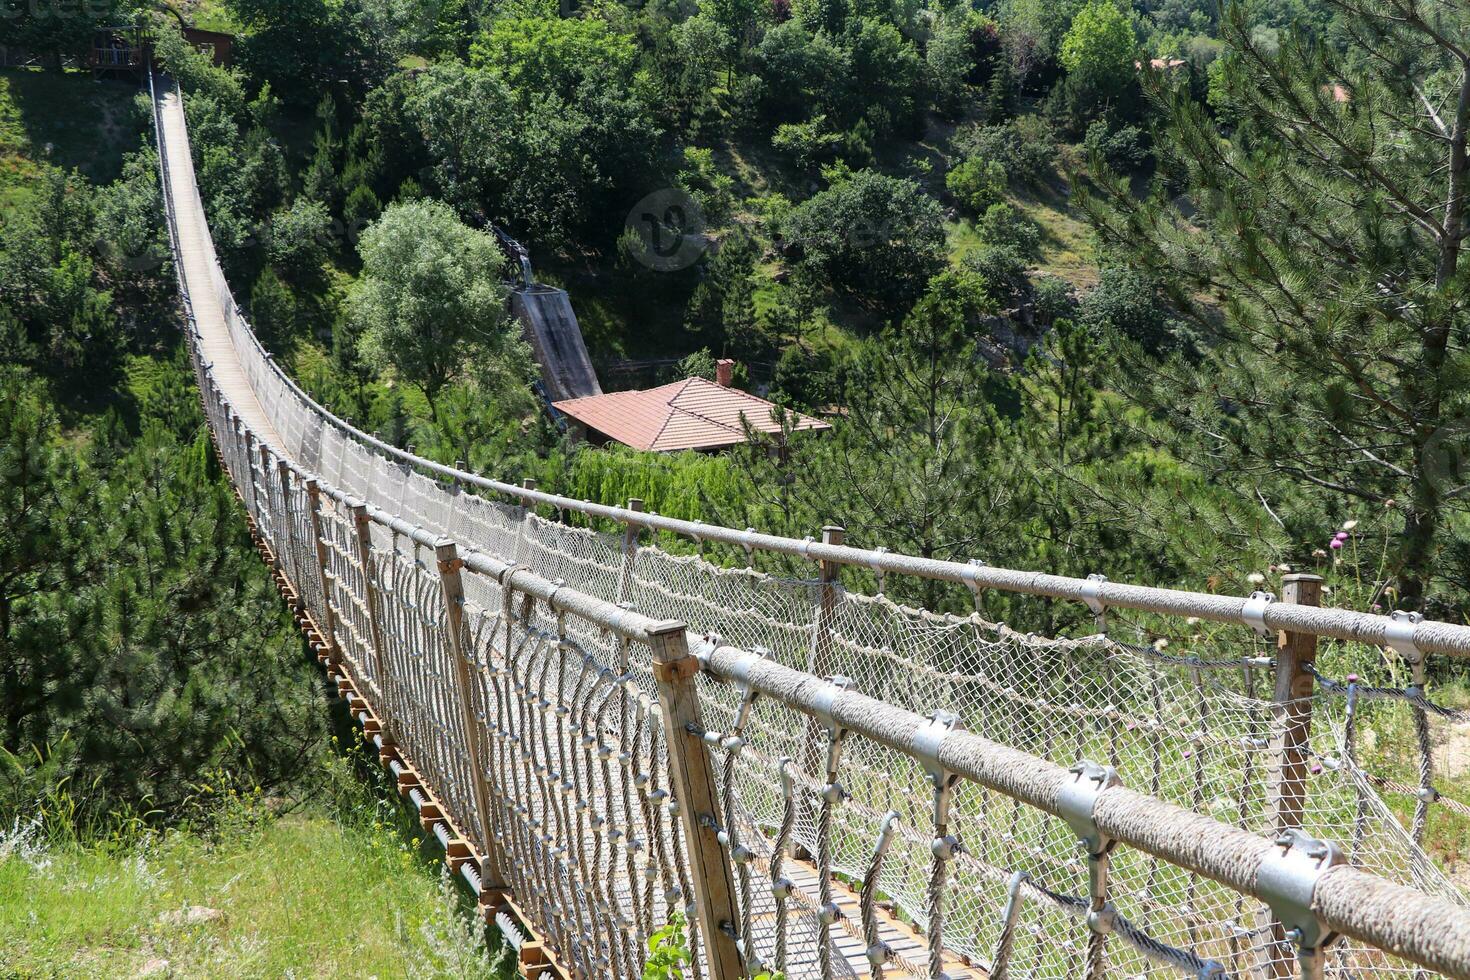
[715,359,735,388]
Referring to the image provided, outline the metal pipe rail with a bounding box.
[698,639,1470,979]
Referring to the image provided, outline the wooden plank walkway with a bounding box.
[154,80,283,449]
[777,854,986,979]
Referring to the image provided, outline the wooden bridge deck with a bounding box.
[155,81,283,449]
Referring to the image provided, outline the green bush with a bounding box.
[783,170,947,312]
[954,118,1057,187]
[771,116,845,169]
[946,156,1008,215]
[977,203,1042,261]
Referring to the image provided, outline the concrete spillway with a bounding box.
[510,286,602,402]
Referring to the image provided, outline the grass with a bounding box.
[0,747,513,979]
[0,69,145,208]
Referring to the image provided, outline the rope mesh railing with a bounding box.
[149,68,1470,979]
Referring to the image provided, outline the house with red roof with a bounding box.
[553,360,831,452]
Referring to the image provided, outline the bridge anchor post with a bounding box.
[1265,573,1324,978]
[435,539,508,899]
[304,480,341,665]
[648,622,744,980]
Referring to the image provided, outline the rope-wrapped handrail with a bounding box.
[695,638,1470,979]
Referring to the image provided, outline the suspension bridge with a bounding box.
[149,67,1470,979]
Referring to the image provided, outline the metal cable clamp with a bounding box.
[1384,609,1424,664]
[1058,760,1122,933]
[965,558,988,609]
[1080,573,1108,631]
[1257,829,1346,978]
[912,710,963,859]
[728,646,769,734]
[1242,590,1276,637]
[813,675,857,782]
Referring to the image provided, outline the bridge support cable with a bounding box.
[151,63,1470,979]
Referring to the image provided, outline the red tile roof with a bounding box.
[553,377,831,452]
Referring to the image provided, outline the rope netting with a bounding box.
[221,346,1470,977]
[157,69,1470,978]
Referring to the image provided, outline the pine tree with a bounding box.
[985,58,1017,123]
[1081,0,1470,613]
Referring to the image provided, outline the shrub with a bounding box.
[965,244,1030,306]
[953,118,1057,187]
[783,170,947,312]
[1083,120,1149,171]
[946,156,1008,214]
[1032,273,1077,325]
[977,203,1042,261]
[772,116,845,169]
[343,184,382,240]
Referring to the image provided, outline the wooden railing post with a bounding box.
[1265,572,1323,977]
[648,622,743,980]
[243,427,260,518]
[809,524,845,676]
[798,526,846,833]
[615,497,645,607]
[435,539,507,901]
[515,478,537,565]
[1267,573,1323,831]
[349,501,391,701]
[304,479,341,665]
[276,458,305,612]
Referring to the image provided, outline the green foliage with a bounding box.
[0,361,327,816]
[409,52,658,242]
[227,0,382,100]
[1077,267,1184,352]
[783,170,946,313]
[1080,1,1470,611]
[954,119,1056,188]
[699,0,769,70]
[677,147,737,226]
[1083,119,1148,171]
[946,156,1007,215]
[266,198,332,279]
[771,115,845,169]
[0,171,118,380]
[685,231,762,354]
[984,58,1017,122]
[344,182,384,236]
[1060,0,1136,86]
[977,203,1042,261]
[844,17,925,137]
[250,266,301,349]
[643,913,692,980]
[470,15,638,101]
[349,200,511,418]
[927,9,979,117]
[754,21,848,124]
[3,0,123,61]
